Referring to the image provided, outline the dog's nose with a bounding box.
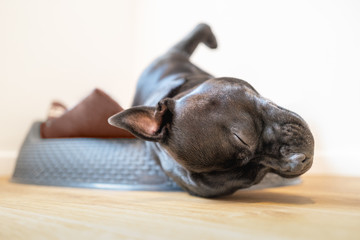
[284,153,308,172]
[288,153,306,163]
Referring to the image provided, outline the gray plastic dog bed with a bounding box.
[12,122,180,190]
[11,122,300,192]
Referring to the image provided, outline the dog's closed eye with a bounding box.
[233,132,249,148]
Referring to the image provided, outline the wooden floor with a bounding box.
[0,175,359,240]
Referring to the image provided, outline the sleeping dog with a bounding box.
[109,24,314,197]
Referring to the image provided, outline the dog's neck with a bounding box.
[144,73,213,107]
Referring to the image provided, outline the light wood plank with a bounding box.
[0,175,359,240]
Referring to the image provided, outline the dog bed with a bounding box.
[12,122,180,190]
[11,123,300,191]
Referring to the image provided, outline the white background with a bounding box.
[1,0,359,176]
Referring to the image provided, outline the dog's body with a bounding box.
[109,24,314,197]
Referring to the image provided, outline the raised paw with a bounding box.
[196,23,218,49]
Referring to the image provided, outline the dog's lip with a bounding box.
[273,157,313,177]
[258,154,313,177]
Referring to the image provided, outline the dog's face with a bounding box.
[109,78,314,178]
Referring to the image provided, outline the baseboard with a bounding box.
[0,151,17,177]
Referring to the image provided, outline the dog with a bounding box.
[109,24,314,197]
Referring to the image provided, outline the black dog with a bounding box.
[109,24,314,197]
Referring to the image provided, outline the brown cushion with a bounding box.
[41,88,135,138]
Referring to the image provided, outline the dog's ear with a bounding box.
[108,106,167,141]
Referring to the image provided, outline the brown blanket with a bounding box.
[41,88,135,138]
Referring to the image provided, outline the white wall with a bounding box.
[1,0,359,176]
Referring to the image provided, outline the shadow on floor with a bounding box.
[216,190,314,205]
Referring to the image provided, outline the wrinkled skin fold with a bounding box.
[109,24,314,198]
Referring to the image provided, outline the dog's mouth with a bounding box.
[272,158,313,178]
[260,155,313,178]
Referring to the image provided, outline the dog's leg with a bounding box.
[170,23,218,57]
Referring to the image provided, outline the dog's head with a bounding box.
[109,78,314,178]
